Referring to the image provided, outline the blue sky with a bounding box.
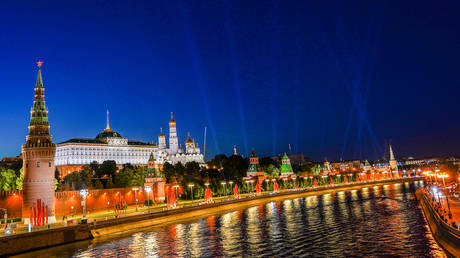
[0,0,459,161]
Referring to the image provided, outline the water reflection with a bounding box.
[15,181,445,258]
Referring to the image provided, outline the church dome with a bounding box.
[169,112,176,126]
[96,129,122,139]
[97,110,121,138]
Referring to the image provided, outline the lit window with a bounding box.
[37,161,40,167]
[49,162,52,167]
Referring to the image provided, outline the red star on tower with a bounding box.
[37,60,43,68]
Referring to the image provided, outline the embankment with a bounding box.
[0,177,421,256]
[416,189,460,257]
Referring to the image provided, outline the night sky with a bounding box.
[0,1,458,161]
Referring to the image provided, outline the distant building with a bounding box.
[1,156,22,167]
[270,153,308,166]
[162,113,204,165]
[244,150,265,184]
[280,154,296,179]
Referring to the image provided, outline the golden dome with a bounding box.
[169,112,176,125]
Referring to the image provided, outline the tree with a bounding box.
[163,162,175,183]
[80,166,93,188]
[106,175,114,188]
[93,180,104,189]
[0,168,16,191]
[115,167,134,188]
[15,168,23,190]
[97,160,117,178]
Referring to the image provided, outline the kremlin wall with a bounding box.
[0,187,149,219]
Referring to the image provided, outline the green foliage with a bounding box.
[15,168,23,190]
[93,180,104,189]
[97,160,117,178]
[144,199,154,206]
[263,164,280,178]
[106,175,114,189]
[114,166,147,188]
[0,168,16,191]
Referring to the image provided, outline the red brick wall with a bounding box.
[0,191,23,218]
[0,187,153,219]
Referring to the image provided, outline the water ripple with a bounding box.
[14,181,446,258]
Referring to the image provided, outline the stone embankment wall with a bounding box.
[417,189,460,257]
[0,224,91,256]
[0,177,422,256]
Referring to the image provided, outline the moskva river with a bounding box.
[16,180,445,257]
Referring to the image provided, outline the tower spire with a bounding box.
[27,60,51,144]
[22,60,57,224]
[36,60,44,88]
[105,109,112,132]
[389,144,395,160]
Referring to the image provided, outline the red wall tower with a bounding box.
[22,61,57,224]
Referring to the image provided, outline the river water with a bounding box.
[16,180,446,257]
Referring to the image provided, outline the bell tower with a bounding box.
[22,61,56,224]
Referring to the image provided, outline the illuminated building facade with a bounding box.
[55,112,204,177]
[55,111,166,177]
[243,150,265,184]
[162,113,204,165]
[280,154,296,179]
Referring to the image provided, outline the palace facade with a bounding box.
[55,112,204,177]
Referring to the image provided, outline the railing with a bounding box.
[422,189,460,237]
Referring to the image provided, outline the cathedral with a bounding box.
[159,113,204,165]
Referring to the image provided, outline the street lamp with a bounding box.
[245,181,250,193]
[438,173,448,186]
[229,181,234,195]
[174,185,179,199]
[221,181,227,196]
[80,189,88,218]
[250,180,254,192]
[188,184,194,201]
[132,187,139,212]
[145,186,151,214]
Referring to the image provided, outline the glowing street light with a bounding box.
[188,183,194,201]
[221,181,227,196]
[437,173,449,186]
[145,186,151,214]
[174,184,179,199]
[132,187,139,212]
[229,181,234,194]
[80,189,88,218]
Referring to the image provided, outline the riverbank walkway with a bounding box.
[418,185,460,257]
[1,176,424,238]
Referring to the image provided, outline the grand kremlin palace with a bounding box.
[55,112,204,178]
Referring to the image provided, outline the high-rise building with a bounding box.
[22,61,56,224]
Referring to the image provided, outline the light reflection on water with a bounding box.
[16,181,445,257]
